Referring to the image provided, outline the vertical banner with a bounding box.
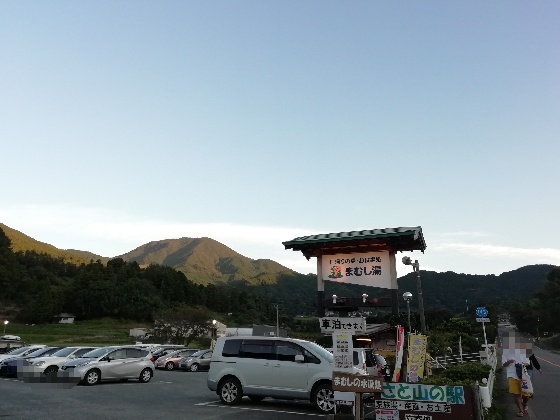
[392,325,405,382]
[406,334,428,383]
[332,330,355,409]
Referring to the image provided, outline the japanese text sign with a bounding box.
[322,251,392,288]
[320,317,366,334]
[406,334,427,383]
[332,372,384,393]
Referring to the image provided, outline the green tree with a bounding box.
[150,305,213,345]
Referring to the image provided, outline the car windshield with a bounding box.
[81,347,114,358]
[50,347,78,357]
[189,350,207,358]
[165,350,182,358]
[26,348,55,358]
[303,342,334,363]
[4,347,30,356]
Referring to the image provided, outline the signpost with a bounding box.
[476,307,489,358]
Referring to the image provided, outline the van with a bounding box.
[207,336,362,413]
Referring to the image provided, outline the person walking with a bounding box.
[526,352,542,397]
[502,332,531,417]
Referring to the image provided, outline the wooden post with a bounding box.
[317,255,325,317]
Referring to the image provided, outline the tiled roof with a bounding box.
[283,226,426,257]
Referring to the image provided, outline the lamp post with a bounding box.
[537,318,540,341]
[402,257,427,335]
[403,292,412,332]
[3,320,8,335]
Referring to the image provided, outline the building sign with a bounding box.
[332,372,383,393]
[322,251,392,288]
[332,330,354,370]
[405,415,433,420]
[380,383,466,404]
[406,334,428,383]
[320,317,366,334]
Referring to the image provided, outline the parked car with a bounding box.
[179,349,212,372]
[327,347,390,379]
[0,345,47,362]
[0,347,63,377]
[207,337,365,414]
[60,346,154,385]
[31,346,97,375]
[151,345,187,361]
[156,349,200,370]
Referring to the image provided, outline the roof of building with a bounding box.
[283,226,426,259]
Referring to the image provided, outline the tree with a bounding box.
[150,305,213,345]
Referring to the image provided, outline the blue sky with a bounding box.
[1,1,559,277]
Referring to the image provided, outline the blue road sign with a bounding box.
[476,307,488,318]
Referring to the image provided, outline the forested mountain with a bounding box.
[0,223,108,265]
[0,227,275,326]
[0,223,557,326]
[118,237,294,285]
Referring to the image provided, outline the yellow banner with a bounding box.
[406,334,427,383]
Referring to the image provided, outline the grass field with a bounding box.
[4,318,153,346]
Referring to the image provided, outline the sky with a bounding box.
[1,1,559,278]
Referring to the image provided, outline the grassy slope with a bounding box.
[0,223,107,265]
[6,318,151,346]
[119,237,294,285]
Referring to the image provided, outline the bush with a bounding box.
[422,362,491,386]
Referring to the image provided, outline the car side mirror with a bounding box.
[295,355,305,363]
[101,356,111,362]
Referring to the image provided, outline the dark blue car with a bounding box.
[0,347,63,377]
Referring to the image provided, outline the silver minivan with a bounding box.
[207,336,362,413]
[60,346,154,385]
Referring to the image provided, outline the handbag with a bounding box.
[521,366,533,394]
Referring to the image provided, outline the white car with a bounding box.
[0,345,46,362]
[31,347,97,375]
[207,336,364,414]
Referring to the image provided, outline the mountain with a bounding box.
[0,223,108,265]
[118,237,295,285]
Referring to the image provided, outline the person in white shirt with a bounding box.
[501,332,531,417]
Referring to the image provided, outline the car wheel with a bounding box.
[189,363,199,372]
[312,383,334,414]
[139,368,153,383]
[218,377,243,405]
[248,396,265,402]
[84,369,101,386]
[165,362,175,371]
[44,366,58,375]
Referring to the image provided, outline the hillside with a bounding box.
[118,237,295,285]
[0,223,108,265]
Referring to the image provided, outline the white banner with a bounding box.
[322,251,391,288]
[332,330,354,370]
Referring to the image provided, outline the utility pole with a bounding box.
[276,304,279,337]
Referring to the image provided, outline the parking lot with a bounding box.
[0,369,324,419]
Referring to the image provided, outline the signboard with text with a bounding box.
[406,334,428,383]
[320,317,366,334]
[367,383,476,419]
[322,251,392,288]
[332,372,383,393]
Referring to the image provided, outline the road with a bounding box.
[0,368,324,419]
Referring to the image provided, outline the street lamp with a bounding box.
[537,318,540,341]
[403,292,412,332]
[402,256,427,335]
[3,320,8,335]
[362,293,368,303]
